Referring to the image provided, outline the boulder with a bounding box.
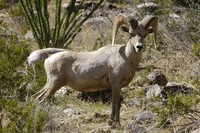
[126,124,147,133]
[55,86,72,96]
[128,98,143,108]
[62,3,69,9]
[0,111,10,128]
[147,69,168,86]
[169,13,181,19]
[145,84,162,99]
[191,128,200,133]
[134,111,156,125]
[24,30,34,39]
[63,108,81,118]
[191,61,200,78]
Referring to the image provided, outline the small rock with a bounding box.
[191,128,200,133]
[166,82,180,86]
[62,3,69,9]
[191,61,200,78]
[24,30,34,39]
[145,84,162,99]
[128,98,143,108]
[126,124,147,133]
[0,111,10,128]
[169,13,181,19]
[63,108,80,118]
[55,86,72,96]
[0,13,7,23]
[147,69,168,86]
[134,111,156,125]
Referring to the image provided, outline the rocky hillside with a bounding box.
[0,0,200,133]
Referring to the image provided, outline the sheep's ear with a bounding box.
[148,27,154,34]
[121,25,129,33]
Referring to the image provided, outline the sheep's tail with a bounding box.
[28,48,67,65]
[25,63,37,101]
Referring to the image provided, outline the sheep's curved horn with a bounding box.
[111,14,138,47]
[140,15,158,49]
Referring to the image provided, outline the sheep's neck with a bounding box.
[125,40,142,67]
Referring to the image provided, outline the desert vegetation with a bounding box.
[0,0,200,132]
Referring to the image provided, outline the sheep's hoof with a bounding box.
[112,122,121,129]
[108,119,114,126]
[108,120,121,129]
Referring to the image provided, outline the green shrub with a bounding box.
[0,99,47,133]
[0,28,30,100]
[0,0,8,9]
[8,3,24,18]
[0,24,47,99]
[185,10,200,43]
[192,42,200,58]
[0,24,48,133]
[150,93,199,129]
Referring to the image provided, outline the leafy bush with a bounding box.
[0,0,8,9]
[0,27,30,100]
[0,23,48,98]
[150,93,200,131]
[192,42,200,58]
[0,99,47,133]
[0,24,48,132]
[8,2,24,18]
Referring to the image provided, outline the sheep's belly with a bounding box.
[67,79,110,92]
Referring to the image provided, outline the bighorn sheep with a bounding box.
[28,14,158,127]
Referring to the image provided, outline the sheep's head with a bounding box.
[112,14,158,52]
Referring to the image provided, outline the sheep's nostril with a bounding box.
[136,45,143,50]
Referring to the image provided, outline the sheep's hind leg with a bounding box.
[32,77,50,101]
[40,79,66,102]
[32,88,45,99]
[35,87,49,102]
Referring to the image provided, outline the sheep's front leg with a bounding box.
[109,83,121,128]
[40,79,66,102]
